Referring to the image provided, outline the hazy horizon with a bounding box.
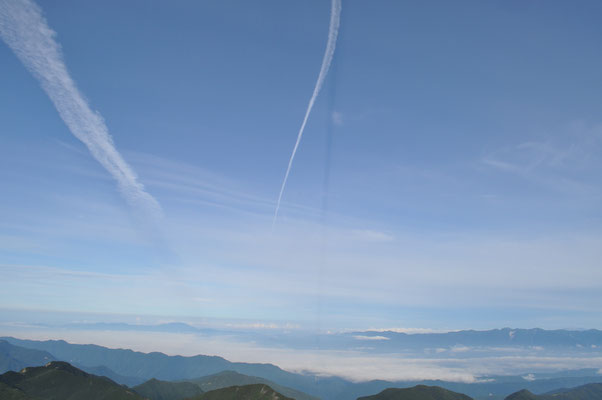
[3,317,602,382]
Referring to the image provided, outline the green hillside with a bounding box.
[504,383,602,400]
[357,385,474,400]
[187,370,319,400]
[0,361,145,400]
[134,377,204,400]
[0,382,35,400]
[190,383,294,400]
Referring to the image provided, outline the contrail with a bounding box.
[273,0,342,226]
[0,0,161,219]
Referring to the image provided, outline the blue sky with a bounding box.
[2,0,602,332]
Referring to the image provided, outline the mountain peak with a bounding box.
[42,361,89,376]
[504,389,540,400]
[191,383,294,400]
[358,385,473,400]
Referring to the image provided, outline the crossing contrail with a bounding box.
[273,0,342,226]
[0,0,162,220]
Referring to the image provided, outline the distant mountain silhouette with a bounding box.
[62,322,202,333]
[0,340,56,373]
[336,328,602,352]
[0,339,143,387]
[505,383,602,400]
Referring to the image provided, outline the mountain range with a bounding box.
[336,328,602,351]
[1,358,602,400]
[359,384,602,400]
[31,326,602,354]
[1,334,602,400]
[504,383,602,400]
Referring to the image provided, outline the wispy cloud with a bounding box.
[481,122,602,195]
[332,111,343,126]
[127,152,326,221]
[0,0,161,221]
[274,0,342,225]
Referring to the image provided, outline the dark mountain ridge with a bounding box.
[185,370,319,400]
[133,377,204,400]
[357,385,473,400]
[0,360,144,399]
[190,383,294,400]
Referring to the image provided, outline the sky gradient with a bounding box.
[2,0,602,334]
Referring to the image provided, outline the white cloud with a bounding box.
[482,122,602,195]
[353,335,390,341]
[522,373,536,381]
[450,345,471,353]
